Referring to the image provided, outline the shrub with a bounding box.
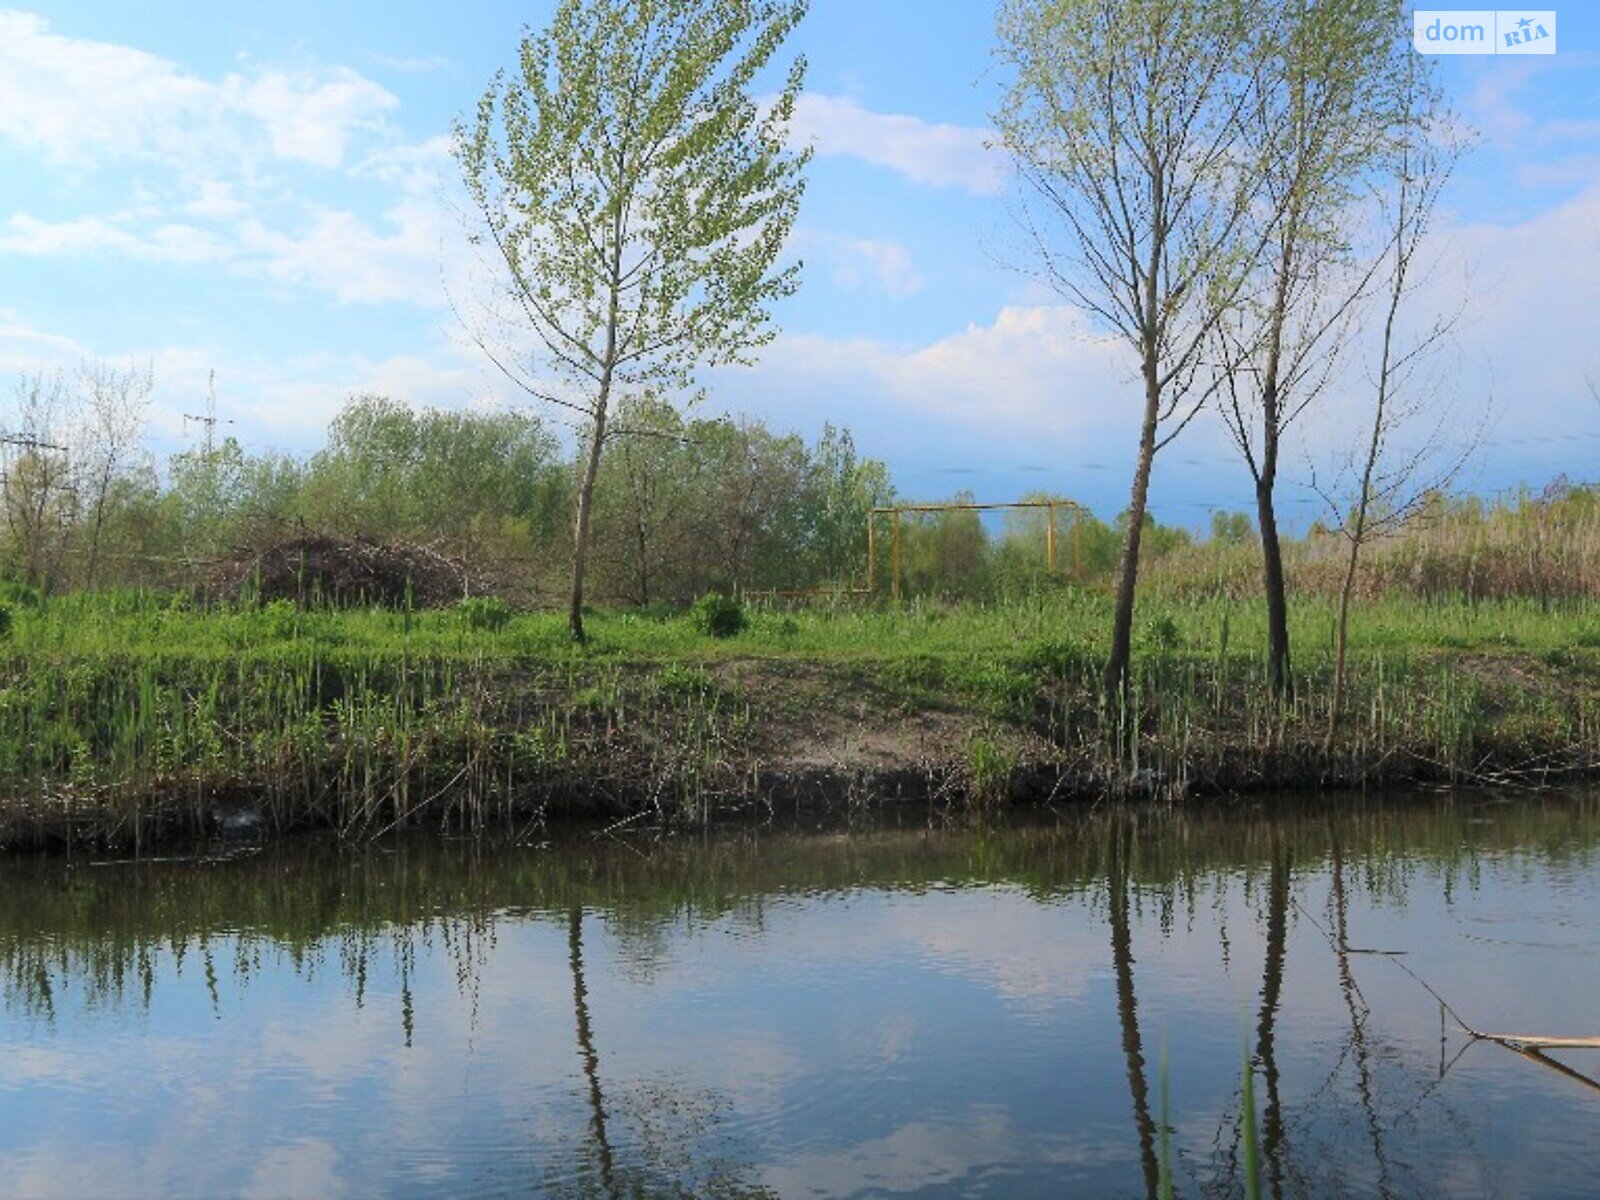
[1140,614,1183,653]
[690,593,746,638]
[458,595,513,633]
[260,598,299,640]
[967,735,1017,807]
[0,605,11,641]
[0,582,39,609]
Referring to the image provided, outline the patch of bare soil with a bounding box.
[709,659,1054,804]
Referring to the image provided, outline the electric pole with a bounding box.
[183,370,233,455]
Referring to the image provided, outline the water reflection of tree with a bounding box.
[1329,828,1394,1198]
[568,906,618,1198]
[1108,815,1160,1199]
[551,905,776,1200]
[1104,823,1317,1200]
[1253,833,1291,1200]
[5,801,1596,1195]
[1198,832,1477,1200]
[8,797,1599,1024]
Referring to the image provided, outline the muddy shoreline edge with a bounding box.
[4,648,1597,853]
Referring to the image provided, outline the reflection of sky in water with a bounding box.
[1,797,1598,1198]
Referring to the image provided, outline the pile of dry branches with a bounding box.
[212,532,470,608]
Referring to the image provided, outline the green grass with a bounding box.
[2,586,1599,849]
[9,585,1599,666]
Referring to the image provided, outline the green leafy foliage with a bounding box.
[304,395,568,555]
[967,735,1018,806]
[690,593,746,638]
[458,596,513,633]
[259,599,299,641]
[455,0,812,636]
[1141,615,1184,653]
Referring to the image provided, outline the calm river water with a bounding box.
[2,791,1599,1198]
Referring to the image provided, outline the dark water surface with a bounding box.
[3,792,1599,1198]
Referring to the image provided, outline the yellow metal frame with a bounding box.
[868,500,1084,601]
[749,499,1085,602]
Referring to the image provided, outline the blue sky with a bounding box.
[2,3,1598,528]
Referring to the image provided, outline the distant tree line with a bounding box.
[7,368,1596,610]
[0,380,900,605]
[0,369,1226,605]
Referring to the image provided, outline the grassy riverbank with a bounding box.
[3,586,1600,849]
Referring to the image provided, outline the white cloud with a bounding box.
[798,230,924,297]
[0,214,233,263]
[790,93,1006,196]
[353,135,457,195]
[890,306,1133,429]
[1421,179,1600,457]
[1513,152,1600,191]
[1461,57,1545,142]
[245,349,508,441]
[0,313,511,456]
[751,304,1135,441]
[734,172,1600,503]
[226,66,396,169]
[0,10,396,172]
[1452,53,1600,225]
[1,190,455,311]
[0,197,450,308]
[836,238,923,297]
[239,201,447,306]
[0,11,457,310]
[1461,54,1600,149]
[0,11,209,165]
[182,179,250,222]
[0,13,456,311]
[0,307,90,367]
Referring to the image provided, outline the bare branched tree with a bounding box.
[2,371,76,592]
[995,0,1287,706]
[76,361,153,590]
[1211,0,1420,702]
[1321,72,1472,746]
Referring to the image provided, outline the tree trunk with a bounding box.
[1254,206,1296,706]
[635,512,651,608]
[1104,366,1162,710]
[1328,259,1393,748]
[1326,538,1360,752]
[1257,473,1292,702]
[86,482,111,592]
[569,396,610,642]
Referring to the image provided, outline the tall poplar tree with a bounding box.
[458,0,809,639]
